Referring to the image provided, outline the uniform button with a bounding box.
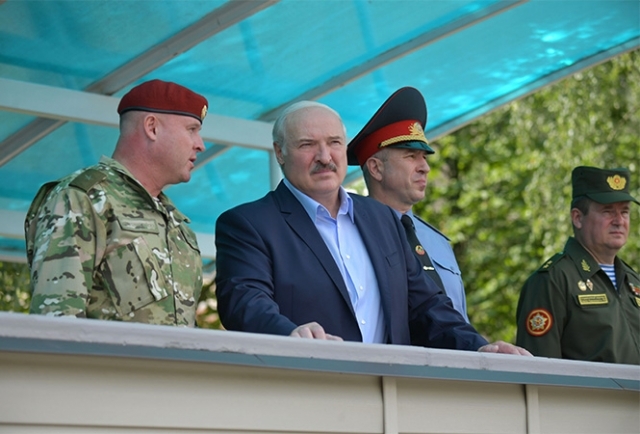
[346,254,351,259]
[361,320,366,325]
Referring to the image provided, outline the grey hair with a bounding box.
[272,101,346,156]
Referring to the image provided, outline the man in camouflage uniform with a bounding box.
[25,79,207,326]
[516,166,640,364]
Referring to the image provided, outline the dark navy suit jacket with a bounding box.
[215,182,488,350]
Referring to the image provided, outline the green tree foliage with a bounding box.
[0,262,31,313]
[196,275,222,329]
[417,50,640,342]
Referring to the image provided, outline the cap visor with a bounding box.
[389,141,435,154]
[587,192,640,205]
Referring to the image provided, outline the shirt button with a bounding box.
[361,320,366,325]
[346,254,351,259]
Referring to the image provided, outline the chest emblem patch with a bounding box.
[629,283,640,297]
[526,308,553,337]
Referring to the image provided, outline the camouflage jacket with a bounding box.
[25,156,202,326]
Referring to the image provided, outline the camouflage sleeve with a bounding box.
[29,186,103,317]
[515,270,566,358]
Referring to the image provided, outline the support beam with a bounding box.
[269,150,283,190]
[0,0,279,167]
[0,78,273,152]
[343,37,640,188]
[427,37,640,141]
[258,0,528,121]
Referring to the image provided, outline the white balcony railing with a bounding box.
[0,312,638,434]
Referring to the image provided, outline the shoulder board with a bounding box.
[537,252,565,272]
[69,167,107,192]
[414,215,451,241]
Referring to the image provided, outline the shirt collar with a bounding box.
[283,178,354,222]
[393,208,414,220]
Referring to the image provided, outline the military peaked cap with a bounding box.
[347,87,434,166]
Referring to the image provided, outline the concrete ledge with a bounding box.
[0,312,637,390]
[1,312,639,434]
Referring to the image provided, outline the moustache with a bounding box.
[311,162,338,174]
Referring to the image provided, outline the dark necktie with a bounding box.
[400,214,444,290]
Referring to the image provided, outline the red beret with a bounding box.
[347,87,434,166]
[117,79,208,124]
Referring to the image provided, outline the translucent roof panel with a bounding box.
[0,0,638,262]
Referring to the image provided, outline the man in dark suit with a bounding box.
[215,100,530,354]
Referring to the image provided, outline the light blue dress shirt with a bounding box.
[398,210,470,322]
[283,179,386,343]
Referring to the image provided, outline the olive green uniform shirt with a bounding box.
[26,156,202,326]
[516,237,640,364]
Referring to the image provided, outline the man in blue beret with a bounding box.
[26,79,208,326]
[516,166,639,363]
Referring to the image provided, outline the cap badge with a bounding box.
[380,121,429,147]
[415,245,426,256]
[526,308,553,336]
[409,122,425,137]
[201,105,208,121]
[578,280,587,291]
[581,259,590,272]
[606,175,626,190]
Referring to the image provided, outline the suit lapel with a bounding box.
[273,183,355,317]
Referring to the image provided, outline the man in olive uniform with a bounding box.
[26,79,207,326]
[516,166,640,364]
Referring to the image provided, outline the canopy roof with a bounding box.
[1,0,639,267]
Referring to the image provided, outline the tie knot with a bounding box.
[400,214,415,231]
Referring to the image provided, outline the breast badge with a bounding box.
[526,308,553,337]
[578,281,587,291]
[630,284,640,307]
